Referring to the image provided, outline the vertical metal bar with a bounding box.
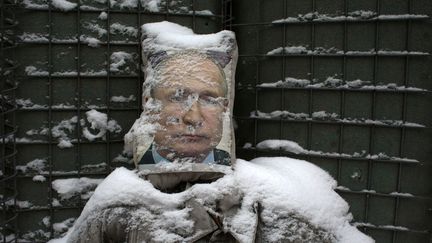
[306,0,316,161]
[364,0,382,231]
[192,0,196,32]
[137,0,143,119]
[392,1,413,242]
[47,0,54,238]
[279,0,287,156]
[76,0,83,210]
[253,0,263,157]
[106,0,112,176]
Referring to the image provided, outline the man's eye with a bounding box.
[199,96,220,106]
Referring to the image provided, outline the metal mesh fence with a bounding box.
[232,0,431,242]
[2,0,432,242]
[11,0,225,241]
[1,0,18,241]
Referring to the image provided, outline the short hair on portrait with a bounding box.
[143,50,228,99]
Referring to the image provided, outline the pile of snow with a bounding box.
[110,51,134,72]
[266,46,429,56]
[51,158,373,243]
[79,35,101,48]
[82,109,122,141]
[110,23,138,37]
[52,177,104,200]
[110,95,136,102]
[141,21,236,54]
[52,116,78,148]
[256,139,306,154]
[16,159,47,174]
[51,0,77,11]
[83,22,107,38]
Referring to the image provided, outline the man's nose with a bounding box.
[183,100,204,126]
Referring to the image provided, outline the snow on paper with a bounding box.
[124,21,237,166]
[51,158,373,243]
[52,177,104,200]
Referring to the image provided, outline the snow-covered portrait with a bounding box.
[125,21,237,166]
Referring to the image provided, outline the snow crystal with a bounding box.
[52,178,104,200]
[110,23,138,37]
[33,175,46,182]
[110,95,136,102]
[82,109,122,141]
[110,51,133,72]
[51,0,77,11]
[52,158,372,243]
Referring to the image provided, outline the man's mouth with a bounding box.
[175,134,209,142]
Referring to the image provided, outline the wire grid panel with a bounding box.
[12,0,225,241]
[1,0,19,241]
[232,0,431,242]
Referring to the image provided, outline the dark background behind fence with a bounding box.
[1,0,431,242]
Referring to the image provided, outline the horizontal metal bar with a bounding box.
[240,52,429,58]
[13,139,124,145]
[16,205,83,213]
[238,147,421,165]
[232,16,430,27]
[19,74,140,78]
[355,224,430,235]
[19,6,223,18]
[336,188,432,201]
[18,40,139,46]
[17,171,111,179]
[251,85,431,94]
[237,116,428,129]
[17,107,140,112]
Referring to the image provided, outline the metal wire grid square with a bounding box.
[232,0,431,242]
[2,0,228,241]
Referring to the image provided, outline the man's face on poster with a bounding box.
[149,54,227,162]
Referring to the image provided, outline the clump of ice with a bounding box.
[51,0,77,11]
[82,109,122,141]
[52,178,104,200]
[52,158,373,243]
[110,51,133,72]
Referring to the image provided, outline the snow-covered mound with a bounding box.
[50,157,373,243]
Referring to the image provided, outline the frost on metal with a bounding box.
[125,21,238,166]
